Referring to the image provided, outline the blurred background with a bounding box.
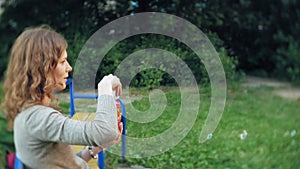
[0,0,299,85]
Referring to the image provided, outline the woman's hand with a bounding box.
[114,121,123,144]
[98,74,122,97]
[82,122,123,162]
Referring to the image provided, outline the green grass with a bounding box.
[105,85,300,169]
[0,83,299,169]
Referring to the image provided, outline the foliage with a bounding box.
[0,0,130,78]
[0,0,237,87]
[1,0,299,84]
[205,0,300,82]
[96,33,237,89]
[274,34,300,84]
[0,82,14,169]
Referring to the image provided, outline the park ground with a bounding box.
[0,76,299,169]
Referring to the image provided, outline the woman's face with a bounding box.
[53,50,72,91]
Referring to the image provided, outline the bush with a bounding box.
[0,0,239,89]
[90,33,238,89]
[274,38,300,84]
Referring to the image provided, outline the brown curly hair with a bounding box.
[3,26,68,130]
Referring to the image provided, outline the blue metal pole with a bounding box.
[66,78,75,117]
[117,98,126,160]
[98,150,105,169]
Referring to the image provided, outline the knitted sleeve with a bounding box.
[25,95,119,146]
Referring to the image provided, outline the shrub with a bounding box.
[274,38,300,84]
[90,33,238,89]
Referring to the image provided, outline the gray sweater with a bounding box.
[14,95,118,169]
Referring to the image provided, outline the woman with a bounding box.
[3,26,122,169]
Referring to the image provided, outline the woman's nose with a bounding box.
[66,61,72,72]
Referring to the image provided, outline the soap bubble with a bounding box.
[239,130,247,140]
[207,133,213,140]
[290,129,296,137]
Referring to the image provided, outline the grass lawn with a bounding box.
[0,82,299,168]
[105,84,300,169]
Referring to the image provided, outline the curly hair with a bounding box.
[3,26,68,130]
